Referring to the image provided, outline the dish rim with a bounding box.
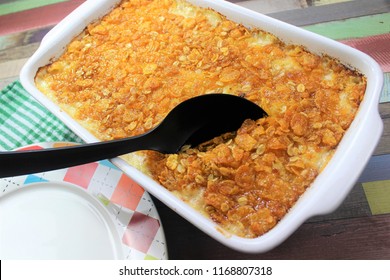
[19,0,384,253]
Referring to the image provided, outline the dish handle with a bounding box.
[313,110,383,216]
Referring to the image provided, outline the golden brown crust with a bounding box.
[35,0,365,238]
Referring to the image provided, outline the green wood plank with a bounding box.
[269,0,390,27]
[363,180,390,215]
[303,13,390,40]
[0,0,67,16]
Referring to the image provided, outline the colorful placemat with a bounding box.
[0,142,168,260]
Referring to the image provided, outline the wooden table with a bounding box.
[1,0,389,259]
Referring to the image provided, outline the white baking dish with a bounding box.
[20,0,383,253]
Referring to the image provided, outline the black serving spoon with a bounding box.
[0,94,267,177]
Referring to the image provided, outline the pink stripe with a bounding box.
[64,162,98,189]
[122,212,160,253]
[0,0,86,36]
[341,33,390,72]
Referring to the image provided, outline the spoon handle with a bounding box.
[0,134,154,177]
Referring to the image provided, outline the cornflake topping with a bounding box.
[35,0,365,238]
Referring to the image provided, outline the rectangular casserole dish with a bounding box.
[20,0,383,253]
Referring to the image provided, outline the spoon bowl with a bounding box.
[0,94,267,177]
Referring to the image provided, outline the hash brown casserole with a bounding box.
[35,0,366,238]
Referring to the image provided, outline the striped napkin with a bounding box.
[0,80,83,151]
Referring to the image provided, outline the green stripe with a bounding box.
[0,0,67,16]
[1,120,26,140]
[2,110,42,140]
[303,13,390,40]
[0,106,12,123]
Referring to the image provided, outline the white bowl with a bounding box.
[20,0,383,253]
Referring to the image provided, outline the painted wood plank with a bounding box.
[341,33,390,74]
[0,0,85,35]
[308,183,372,222]
[363,180,390,215]
[374,116,390,156]
[268,0,390,26]
[0,27,50,51]
[303,13,390,40]
[237,0,306,14]
[308,0,354,5]
[0,58,28,79]
[375,101,390,156]
[0,0,67,16]
[0,42,40,63]
[379,100,390,120]
[275,215,390,259]
[383,73,390,103]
